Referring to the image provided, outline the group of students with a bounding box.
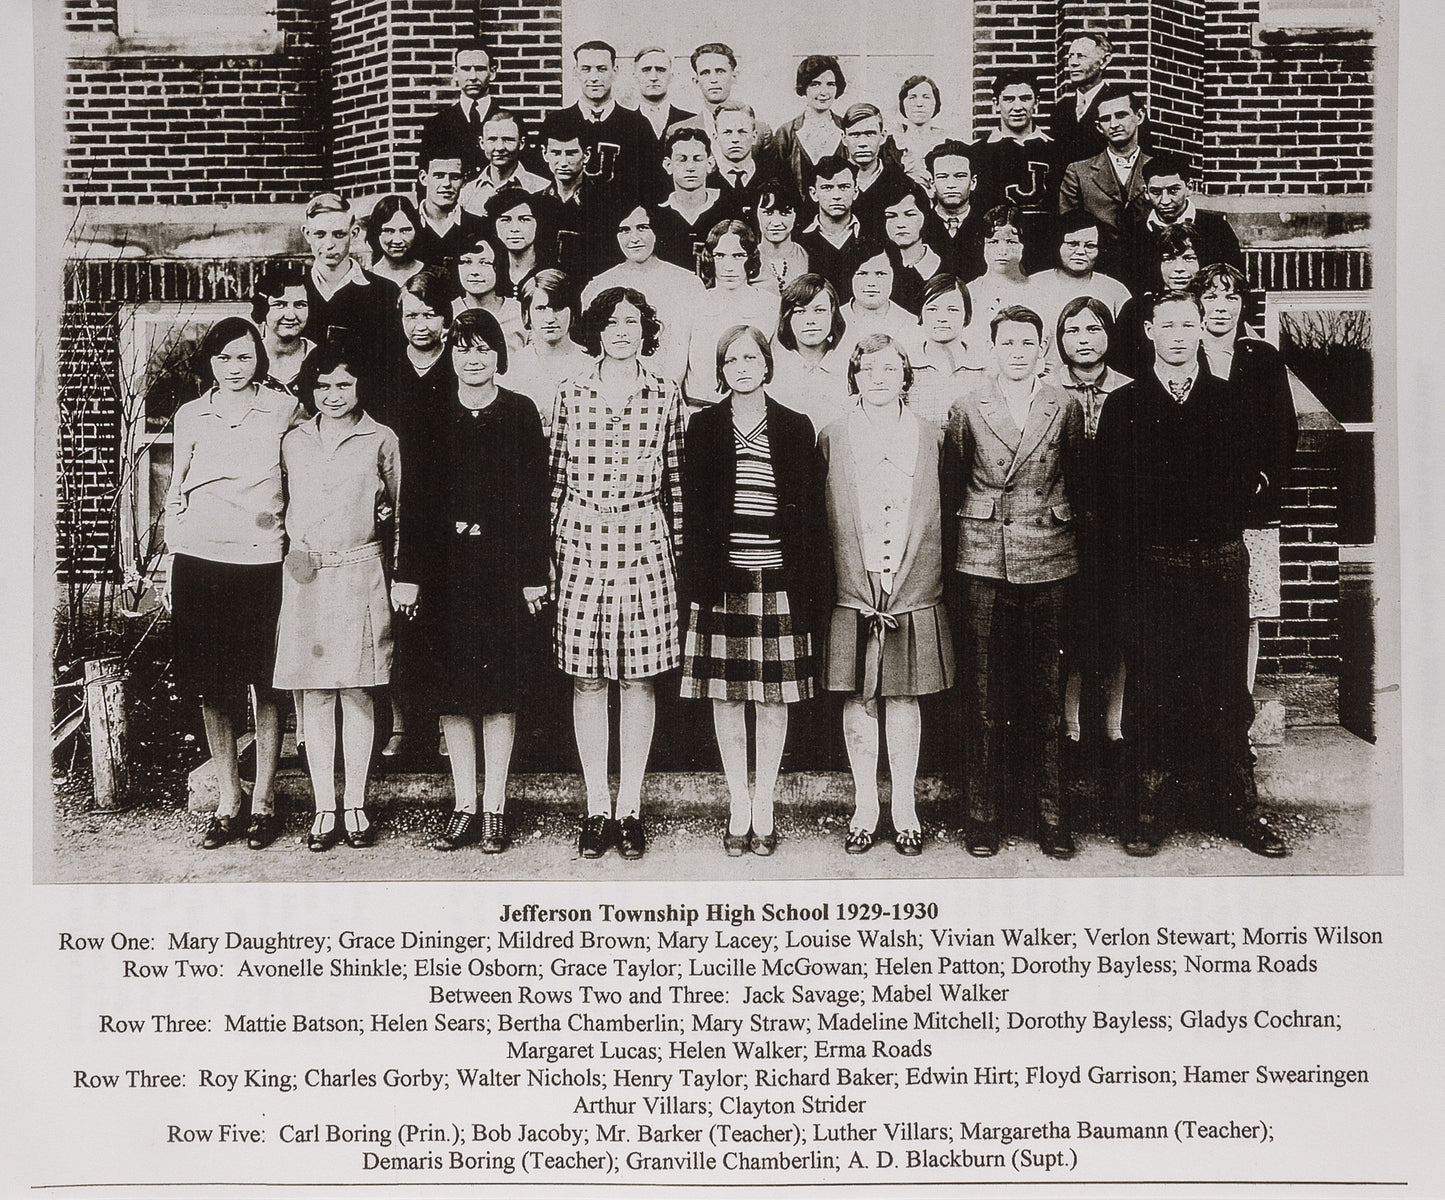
[161,37,1297,864]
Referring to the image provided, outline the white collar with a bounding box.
[310,259,368,299]
[661,187,720,213]
[721,158,755,183]
[582,99,617,123]
[1148,199,1199,229]
[1074,79,1106,112]
[1106,144,1141,166]
[988,128,1050,144]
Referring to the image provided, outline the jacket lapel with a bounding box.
[1008,388,1060,481]
[1090,154,1123,204]
[977,388,1022,451]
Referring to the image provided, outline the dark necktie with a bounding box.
[1167,377,1192,405]
[730,170,745,189]
[945,215,960,236]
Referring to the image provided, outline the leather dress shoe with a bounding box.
[480,811,508,854]
[308,812,342,853]
[578,814,613,858]
[1039,823,1076,860]
[894,829,923,856]
[722,830,750,857]
[617,816,646,859]
[432,810,479,852]
[344,808,375,848]
[964,821,999,857]
[1123,815,1162,858]
[1225,814,1288,858]
[750,831,778,856]
[844,827,874,854]
[201,814,241,850]
[246,812,280,850]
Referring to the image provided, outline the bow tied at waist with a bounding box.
[853,604,900,710]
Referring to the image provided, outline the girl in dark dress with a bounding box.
[393,309,551,854]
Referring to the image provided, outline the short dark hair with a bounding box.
[573,40,617,65]
[1190,261,1249,301]
[1142,151,1193,185]
[754,179,801,218]
[484,187,543,224]
[1145,289,1205,321]
[398,265,456,320]
[898,74,941,120]
[981,203,1025,240]
[811,153,857,184]
[700,219,760,286]
[880,179,932,225]
[199,317,269,388]
[1056,209,1104,240]
[925,139,974,175]
[448,307,511,373]
[846,333,913,399]
[662,125,711,158]
[251,262,309,326]
[417,144,476,175]
[691,42,736,71]
[1155,223,1201,262]
[365,193,422,260]
[841,102,883,131]
[776,274,846,352]
[1055,295,1115,364]
[580,287,663,359]
[990,304,1044,343]
[796,55,846,98]
[542,110,586,149]
[298,333,371,413]
[1095,81,1144,113]
[519,268,582,334]
[918,272,972,326]
[991,69,1038,100]
[457,230,514,298]
[715,324,774,393]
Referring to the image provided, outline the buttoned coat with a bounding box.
[1057,148,1154,246]
[946,379,1084,585]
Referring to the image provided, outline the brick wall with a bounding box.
[1265,440,1340,675]
[480,0,565,137]
[971,1,1059,133]
[57,296,121,581]
[64,1,330,204]
[1201,0,1374,196]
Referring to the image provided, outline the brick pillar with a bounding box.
[331,0,482,198]
[971,1,1059,134]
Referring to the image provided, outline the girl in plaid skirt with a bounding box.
[550,288,686,860]
[680,325,830,856]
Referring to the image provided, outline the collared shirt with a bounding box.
[1074,79,1106,120]
[638,98,674,139]
[460,163,550,216]
[1106,146,1141,187]
[281,411,402,570]
[933,202,972,236]
[165,384,305,564]
[462,96,494,130]
[583,258,706,384]
[1147,199,1199,230]
[1154,364,1200,404]
[802,213,861,249]
[900,246,942,282]
[770,346,851,434]
[722,157,756,187]
[309,259,370,303]
[582,99,617,124]
[419,202,462,239]
[1059,365,1131,438]
[987,128,1052,145]
[848,408,920,591]
[660,187,721,216]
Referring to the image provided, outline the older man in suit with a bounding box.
[1049,32,1114,166]
[947,304,1085,859]
[415,42,498,174]
[1058,82,1153,261]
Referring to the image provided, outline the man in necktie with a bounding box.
[920,140,986,280]
[415,42,497,178]
[709,100,786,226]
[1093,291,1287,861]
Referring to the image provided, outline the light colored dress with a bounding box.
[273,412,400,690]
[500,342,596,435]
[770,346,852,435]
[549,362,686,679]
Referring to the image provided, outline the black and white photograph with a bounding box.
[41,0,1395,882]
[11,0,1442,1194]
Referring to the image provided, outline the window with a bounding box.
[118,0,277,38]
[1256,0,1380,40]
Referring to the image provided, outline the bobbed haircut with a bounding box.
[1056,209,1105,240]
[925,138,974,176]
[990,304,1045,343]
[519,268,582,333]
[991,69,1038,99]
[1055,295,1115,364]
[715,324,774,393]
[456,230,515,298]
[700,219,761,287]
[365,193,422,259]
[1144,289,1205,322]
[1190,261,1248,300]
[918,272,972,326]
[483,186,548,242]
[796,54,846,97]
[880,178,932,222]
[754,178,802,217]
[448,306,511,374]
[1142,150,1193,184]
[298,332,372,414]
[398,265,456,320]
[847,333,914,399]
[1155,223,1201,263]
[775,274,846,353]
[981,203,1026,240]
[579,287,663,359]
[898,74,941,119]
[573,39,617,64]
[198,316,269,388]
[690,42,737,71]
[251,262,309,325]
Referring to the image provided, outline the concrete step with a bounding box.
[190,726,1379,816]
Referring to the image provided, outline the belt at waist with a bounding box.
[564,492,663,517]
[288,542,384,569]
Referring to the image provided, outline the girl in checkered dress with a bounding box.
[679,325,829,856]
[549,287,685,860]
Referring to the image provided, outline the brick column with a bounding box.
[480,0,564,135]
[971,1,1059,133]
[331,0,482,197]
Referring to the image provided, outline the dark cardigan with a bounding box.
[679,395,831,636]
